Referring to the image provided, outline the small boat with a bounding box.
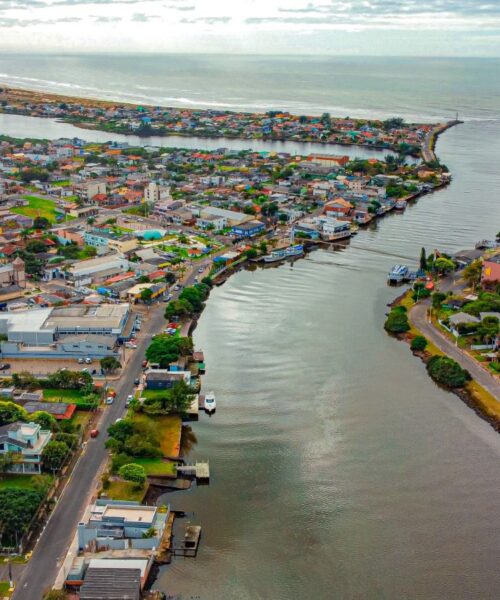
[387,264,409,283]
[204,391,216,413]
[263,244,303,263]
[475,239,498,250]
[395,199,407,210]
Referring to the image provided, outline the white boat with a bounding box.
[204,391,216,413]
[395,199,407,210]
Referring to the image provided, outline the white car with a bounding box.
[85,357,92,364]
[106,396,114,405]
[198,267,204,273]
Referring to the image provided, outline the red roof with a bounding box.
[56,404,77,420]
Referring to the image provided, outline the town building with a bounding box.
[0,257,26,302]
[0,421,52,473]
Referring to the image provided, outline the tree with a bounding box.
[426,356,471,388]
[140,288,153,303]
[100,356,121,374]
[142,526,157,539]
[462,259,482,290]
[169,379,195,414]
[410,335,428,352]
[165,298,194,320]
[42,440,69,472]
[245,248,258,259]
[33,217,50,230]
[145,335,191,368]
[47,369,92,390]
[165,272,176,284]
[478,316,499,343]
[43,590,69,600]
[119,463,146,486]
[26,227,48,245]
[431,292,447,310]
[259,241,268,254]
[419,247,427,272]
[384,309,410,334]
[433,257,455,275]
[31,411,58,432]
[0,488,44,546]
[0,451,18,478]
[12,371,39,390]
[0,401,27,426]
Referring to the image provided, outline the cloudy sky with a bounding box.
[1,0,499,55]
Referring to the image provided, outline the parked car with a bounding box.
[134,378,140,385]
[85,357,92,364]
[77,357,84,364]
[0,363,10,371]
[90,429,99,438]
[105,396,114,405]
[198,266,205,273]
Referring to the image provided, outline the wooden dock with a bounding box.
[176,461,210,483]
[172,524,202,557]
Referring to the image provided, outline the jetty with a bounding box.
[172,524,202,557]
[176,461,210,483]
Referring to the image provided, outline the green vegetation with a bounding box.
[103,480,145,502]
[0,487,45,546]
[131,457,176,477]
[384,306,410,334]
[100,356,121,374]
[145,335,192,368]
[410,335,428,352]
[42,440,70,472]
[426,355,471,388]
[11,196,73,224]
[141,379,194,416]
[462,259,482,290]
[0,402,27,426]
[0,474,53,491]
[119,463,146,486]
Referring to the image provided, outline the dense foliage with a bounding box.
[410,335,428,352]
[0,488,45,545]
[119,463,147,486]
[142,379,194,416]
[0,401,28,426]
[426,356,471,388]
[384,306,410,334]
[145,335,192,368]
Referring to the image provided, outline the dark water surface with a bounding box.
[158,120,500,600]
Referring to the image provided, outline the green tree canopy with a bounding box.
[0,488,44,545]
[384,309,410,334]
[0,401,28,426]
[119,463,146,486]
[426,356,471,388]
[31,411,58,432]
[42,440,69,472]
[100,356,121,374]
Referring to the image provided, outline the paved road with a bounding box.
[13,264,207,600]
[410,300,500,400]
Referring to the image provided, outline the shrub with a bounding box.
[410,335,428,352]
[384,309,410,334]
[119,463,146,486]
[426,356,471,388]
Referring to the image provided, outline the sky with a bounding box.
[1,0,500,56]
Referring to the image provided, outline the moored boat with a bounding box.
[395,199,407,210]
[204,391,216,413]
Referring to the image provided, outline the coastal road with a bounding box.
[13,264,207,600]
[410,300,500,400]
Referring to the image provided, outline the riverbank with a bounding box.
[388,290,500,432]
[0,85,453,159]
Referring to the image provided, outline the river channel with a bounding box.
[1,110,499,599]
[0,112,403,160]
[157,120,500,599]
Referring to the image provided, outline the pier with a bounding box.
[176,461,210,483]
[172,524,202,557]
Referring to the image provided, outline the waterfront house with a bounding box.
[231,220,265,239]
[481,255,500,289]
[0,421,51,473]
[144,369,191,390]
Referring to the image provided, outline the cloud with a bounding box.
[131,11,160,21]
[92,14,122,22]
[180,16,231,25]
[0,15,80,26]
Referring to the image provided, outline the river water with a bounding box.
[157,120,500,599]
[0,113,394,160]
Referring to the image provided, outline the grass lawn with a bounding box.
[0,474,53,491]
[466,380,500,420]
[132,413,182,457]
[71,411,91,429]
[0,581,13,597]
[132,457,176,477]
[43,389,94,407]
[104,480,145,502]
[11,196,73,224]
